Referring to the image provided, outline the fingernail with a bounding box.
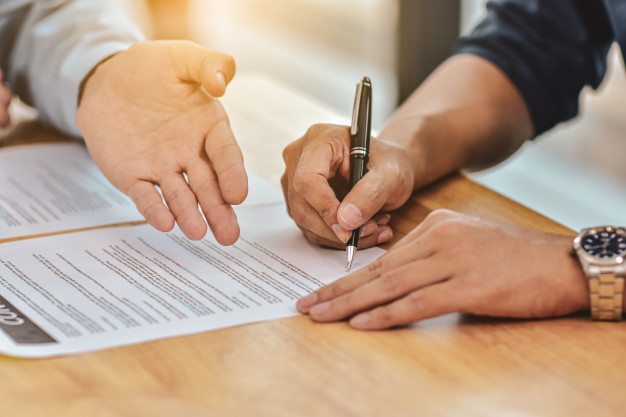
[310,301,330,317]
[350,312,370,328]
[377,228,393,244]
[297,292,318,311]
[338,203,362,228]
[331,224,351,243]
[216,71,226,86]
[360,222,377,237]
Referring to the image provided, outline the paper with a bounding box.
[0,75,387,358]
[0,142,285,241]
[0,143,143,240]
[0,202,384,358]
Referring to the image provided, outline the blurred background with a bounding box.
[118,0,626,230]
[119,0,468,130]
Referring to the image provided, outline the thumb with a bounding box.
[336,171,391,231]
[173,41,236,97]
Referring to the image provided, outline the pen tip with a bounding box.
[346,245,356,271]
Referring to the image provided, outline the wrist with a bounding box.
[567,245,592,312]
[378,114,463,190]
[78,53,119,107]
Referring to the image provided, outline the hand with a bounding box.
[0,70,11,133]
[281,123,415,248]
[76,40,246,244]
[296,209,589,329]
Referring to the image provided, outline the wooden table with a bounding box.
[1,75,624,417]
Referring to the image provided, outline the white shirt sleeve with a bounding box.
[0,0,145,137]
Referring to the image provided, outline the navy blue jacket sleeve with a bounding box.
[454,0,614,136]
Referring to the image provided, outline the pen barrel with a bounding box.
[346,156,366,250]
[347,227,359,248]
[348,154,367,188]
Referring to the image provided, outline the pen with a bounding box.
[346,76,372,270]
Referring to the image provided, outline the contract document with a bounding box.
[0,142,284,241]
[0,143,143,240]
[0,203,384,358]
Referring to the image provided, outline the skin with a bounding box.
[281,124,408,248]
[283,54,596,328]
[283,55,534,248]
[0,70,11,132]
[297,209,590,330]
[76,40,246,245]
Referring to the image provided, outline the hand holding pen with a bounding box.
[346,77,372,270]
[281,79,415,252]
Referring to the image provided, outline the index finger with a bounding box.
[297,230,437,313]
[291,127,350,236]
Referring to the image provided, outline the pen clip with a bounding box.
[350,81,363,136]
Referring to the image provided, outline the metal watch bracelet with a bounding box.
[587,268,624,321]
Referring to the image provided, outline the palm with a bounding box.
[77,41,246,244]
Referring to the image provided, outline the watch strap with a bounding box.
[589,273,624,321]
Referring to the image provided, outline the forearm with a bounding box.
[378,54,534,189]
[2,0,143,137]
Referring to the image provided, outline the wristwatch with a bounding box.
[572,226,626,321]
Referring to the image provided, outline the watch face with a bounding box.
[581,230,626,258]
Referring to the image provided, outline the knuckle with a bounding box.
[371,306,395,327]
[429,217,461,239]
[292,179,313,198]
[317,205,335,222]
[305,123,324,136]
[400,292,429,322]
[209,132,236,159]
[142,199,164,220]
[293,171,328,200]
[379,272,400,295]
[305,124,349,144]
[341,292,359,311]
[327,132,350,154]
[305,123,332,138]
[282,142,298,162]
[165,187,187,205]
[366,258,385,279]
[319,282,343,300]
[406,291,425,307]
[291,172,308,195]
[425,208,455,222]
